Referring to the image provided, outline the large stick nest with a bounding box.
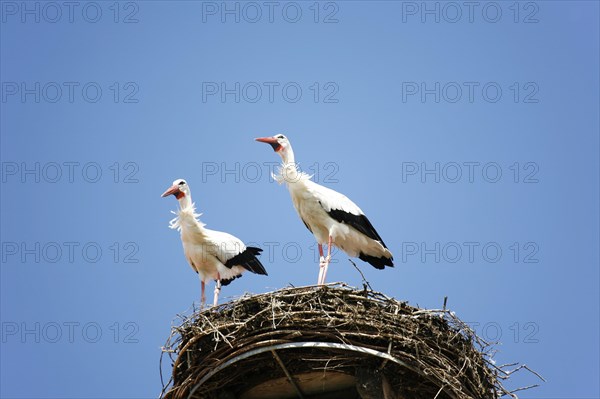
[160,284,538,399]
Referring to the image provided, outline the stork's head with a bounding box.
[161,179,190,201]
[255,134,294,164]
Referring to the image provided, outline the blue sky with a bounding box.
[1,1,598,398]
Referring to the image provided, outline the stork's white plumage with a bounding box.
[161,179,268,307]
[256,135,393,285]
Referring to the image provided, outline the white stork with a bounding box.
[255,135,393,285]
[161,179,268,307]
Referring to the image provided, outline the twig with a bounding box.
[510,384,540,394]
[348,259,373,291]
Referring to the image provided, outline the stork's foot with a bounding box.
[213,286,222,307]
[213,290,219,307]
[318,256,331,285]
[318,256,325,285]
[319,255,331,267]
[319,256,327,268]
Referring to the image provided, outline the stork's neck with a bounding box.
[167,190,207,234]
[177,194,193,211]
[278,146,301,183]
[280,145,295,165]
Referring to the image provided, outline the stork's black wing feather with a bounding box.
[224,247,268,275]
[326,208,389,249]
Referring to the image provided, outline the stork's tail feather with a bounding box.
[359,253,394,270]
[219,275,240,286]
[224,247,268,275]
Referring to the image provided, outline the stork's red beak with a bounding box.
[161,185,184,199]
[255,136,282,152]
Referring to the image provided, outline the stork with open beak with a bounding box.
[161,179,268,307]
[255,135,393,285]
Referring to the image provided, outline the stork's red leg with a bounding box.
[200,280,206,309]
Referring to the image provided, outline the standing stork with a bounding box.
[161,179,268,307]
[255,135,393,285]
